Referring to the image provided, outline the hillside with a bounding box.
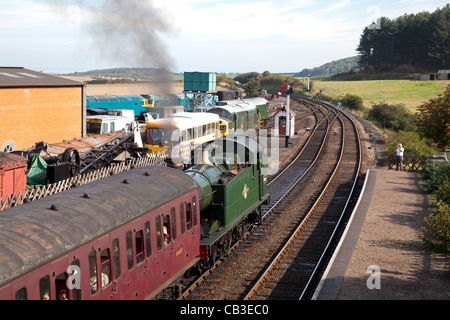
[294,56,359,78]
[64,67,172,80]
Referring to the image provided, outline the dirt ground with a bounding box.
[336,169,449,300]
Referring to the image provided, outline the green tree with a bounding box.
[415,85,450,148]
[356,5,448,72]
[244,80,259,96]
[234,72,260,84]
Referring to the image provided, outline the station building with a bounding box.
[0,67,86,152]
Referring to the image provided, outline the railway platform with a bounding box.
[313,169,378,299]
[313,169,449,300]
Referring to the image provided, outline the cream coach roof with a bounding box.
[147,112,220,130]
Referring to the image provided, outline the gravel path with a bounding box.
[336,169,449,299]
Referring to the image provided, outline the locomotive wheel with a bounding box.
[208,244,218,268]
[233,223,245,241]
[221,233,232,254]
[62,148,80,177]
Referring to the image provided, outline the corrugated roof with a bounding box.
[0,67,84,87]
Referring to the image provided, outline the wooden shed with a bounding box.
[274,108,296,137]
[0,67,86,152]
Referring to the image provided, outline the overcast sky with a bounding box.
[0,0,447,74]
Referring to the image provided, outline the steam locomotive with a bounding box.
[0,136,269,300]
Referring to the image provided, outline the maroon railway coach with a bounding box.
[0,166,200,300]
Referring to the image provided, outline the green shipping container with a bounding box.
[184,72,217,92]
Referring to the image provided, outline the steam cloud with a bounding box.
[49,0,175,84]
[85,0,174,73]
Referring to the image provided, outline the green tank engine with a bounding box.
[184,136,270,264]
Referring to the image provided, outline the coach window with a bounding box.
[55,272,68,300]
[15,287,27,300]
[203,125,207,135]
[193,127,197,139]
[187,128,192,141]
[179,203,186,234]
[40,275,51,300]
[192,197,198,227]
[135,230,145,264]
[89,250,98,295]
[126,231,134,270]
[186,202,193,231]
[171,207,177,241]
[102,123,108,134]
[112,238,121,279]
[144,222,152,258]
[100,249,112,287]
[163,216,171,246]
[156,215,163,250]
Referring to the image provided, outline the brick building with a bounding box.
[0,67,86,152]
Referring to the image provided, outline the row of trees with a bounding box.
[220,71,307,96]
[357,5,449,72]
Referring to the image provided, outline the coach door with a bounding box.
[87,235,114,300]
[123,227,147,299]
[50,256,73,300]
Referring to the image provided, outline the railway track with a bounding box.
[244,98,361,300]
[180,96,362,300]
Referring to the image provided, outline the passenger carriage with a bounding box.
[208,100,260,139]
[143,112,227,164]
[0,166,201,300]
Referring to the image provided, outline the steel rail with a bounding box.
[244,99,361,300]
[267,104,325,187]
[261,106,338,220]
[243,108,344,300]
[298,103,362,299]
[179,102,337,300]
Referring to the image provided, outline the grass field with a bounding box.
[310,79,450,112]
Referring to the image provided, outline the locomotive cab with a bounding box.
[185,135,270,263]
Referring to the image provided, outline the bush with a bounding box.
[260,74,306,93]
[385,130,439,156]
[421,201,450,253]
[244,80,259,96]
[368,102,416,132]
[420,160,450,253]
[421,160,450,203]
[234,72,260,84]
[341,94,364,111]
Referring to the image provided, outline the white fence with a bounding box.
[1,150,168,212]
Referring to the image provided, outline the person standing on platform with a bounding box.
[396,143,404,171]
